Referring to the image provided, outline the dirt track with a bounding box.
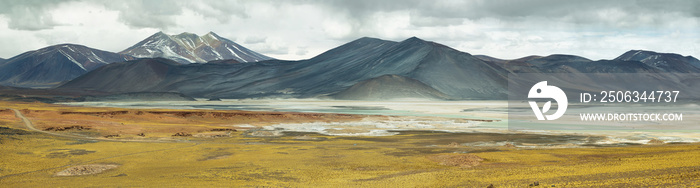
[11,109,72,138]
[10,108,173,143]
[1,108,200,179]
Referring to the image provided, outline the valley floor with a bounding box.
[1,101,699,187]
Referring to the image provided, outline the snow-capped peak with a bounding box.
[120,31,274,64]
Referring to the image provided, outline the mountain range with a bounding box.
[2,33,700,100]
[120,31,274,64]
[0,44,135,88]
[0,32,271,88]
[477,50,700,74]
[60,37,509,100]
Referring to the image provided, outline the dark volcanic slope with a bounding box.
[205,37,401,98]
[332,75,449,100]
[60,58,183,92]
[59,58,261,94]
[209,37,508,99]
[474,55,506,64]
[0,44,134,88]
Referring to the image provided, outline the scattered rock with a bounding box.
[529,181,540,186]
[44,126,91,131]
[55,164,119,176]
[104,134,120,138]
[172,132,192,137]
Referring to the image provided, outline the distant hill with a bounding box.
[0,44,134,88]
[481,53,700,74]
[614,50,700,72]
[120,31,273,64]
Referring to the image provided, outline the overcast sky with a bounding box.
[0,0,698,60]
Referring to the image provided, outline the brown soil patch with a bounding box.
[0,109,20,128]
[21,109,375,136]
[447,142,461,147]
[648,139,665,144]
[503,143,516,148]
[55,164,119,176]
[428,154,484,168]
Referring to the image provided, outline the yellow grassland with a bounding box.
[0,101,699,187]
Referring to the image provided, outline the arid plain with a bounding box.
[1,100,700,187]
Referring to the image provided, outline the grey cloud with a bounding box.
[0,0,68,30]
[396,0,698,20]
[314,0,699,29]
[295,46,308,56]
[101,0,250,29]
[0,0,697,60]
[2,0,698,31]
[408,14,463,27]
[100,0,184,29]
[0,0,185,30]
[255,44,289,55]
[185,0,249,23]
[244,36,266,44]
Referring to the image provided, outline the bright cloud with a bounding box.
[0,0,697,60]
